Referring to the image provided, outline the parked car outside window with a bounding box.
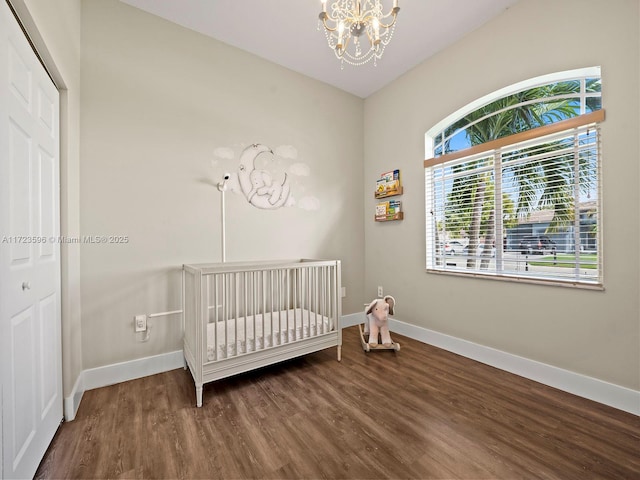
[519,235,556,255]
[445,240,465,255]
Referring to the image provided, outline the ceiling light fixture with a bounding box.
[319,0,400,67]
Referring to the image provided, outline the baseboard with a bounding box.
[63,373,84,421]
[341,312,363,328]
[82,350,185,392]
[386,317,640,416]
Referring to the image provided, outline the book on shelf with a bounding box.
[388,199,402,216]
[375,199,402,220]
[376,169,401,196]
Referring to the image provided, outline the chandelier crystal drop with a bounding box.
[318,0,400,67]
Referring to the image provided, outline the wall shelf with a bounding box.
[375,212,404,222]
[374,186,404,199]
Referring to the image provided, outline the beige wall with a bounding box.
[12,0,83,399]
[79,0,365,369]
[364,0,640,390]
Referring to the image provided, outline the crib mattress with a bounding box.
[206,308,333,361]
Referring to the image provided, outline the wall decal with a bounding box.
[237,144,291,210]
[211,143,319,211]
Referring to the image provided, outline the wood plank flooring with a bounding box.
[36,326,640,479]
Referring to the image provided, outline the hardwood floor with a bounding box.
[36,326,640,479]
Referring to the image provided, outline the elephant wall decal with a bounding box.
[237,144,290,209]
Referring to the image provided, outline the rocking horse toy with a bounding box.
[358,295,400,352]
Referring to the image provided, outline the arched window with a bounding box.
[424,68,603,288]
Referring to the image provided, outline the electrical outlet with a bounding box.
[134,314,147,332]
[377,286,383,297]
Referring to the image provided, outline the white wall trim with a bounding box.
[82,350,185,392]
[63,373,84,421]
[342,312,364,328]
[385,317,639,416]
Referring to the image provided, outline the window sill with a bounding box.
[426,268,604,291]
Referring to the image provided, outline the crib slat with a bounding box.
[233,272,237,356]
[325,267,330,331]
[213,274,218,361]
[279,269,284,342]
[272,269,276,345]
[243,272,247,353]
[276,269,280,344]
[318,267,327,333]
[325,265,329,333]
[298,267,302,338]
[224,273,228,358]
[314,266,318,333]
[254,270,258,351]
[303,266,307,338]
[308,266,312,334]
[293,268,298,340]
[286,268,290,341]
[308,266,311,337]
[262,270,266,350]
[268,269,272,345]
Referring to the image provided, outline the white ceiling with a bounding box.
[120,0,520,98]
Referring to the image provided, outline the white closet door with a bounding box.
[0,2,62,479]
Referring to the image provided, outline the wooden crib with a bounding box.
[182,259,342,407]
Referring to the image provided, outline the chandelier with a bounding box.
[318,0,400,67]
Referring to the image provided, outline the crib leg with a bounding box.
[183,356,187,370]
[337,345,342,362]
[196,385,203,408]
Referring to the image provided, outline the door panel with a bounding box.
[37,86,55,136]
[8,39,30,109]
[39,293,58,417]
[8,119,32,264]
[10,307,37,471]
[39,147,55,258]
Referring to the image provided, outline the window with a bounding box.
[425,69,603,288]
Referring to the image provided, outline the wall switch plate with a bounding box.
[377,286,384,297]
[134,314,147,332]
[341,287,346,298]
